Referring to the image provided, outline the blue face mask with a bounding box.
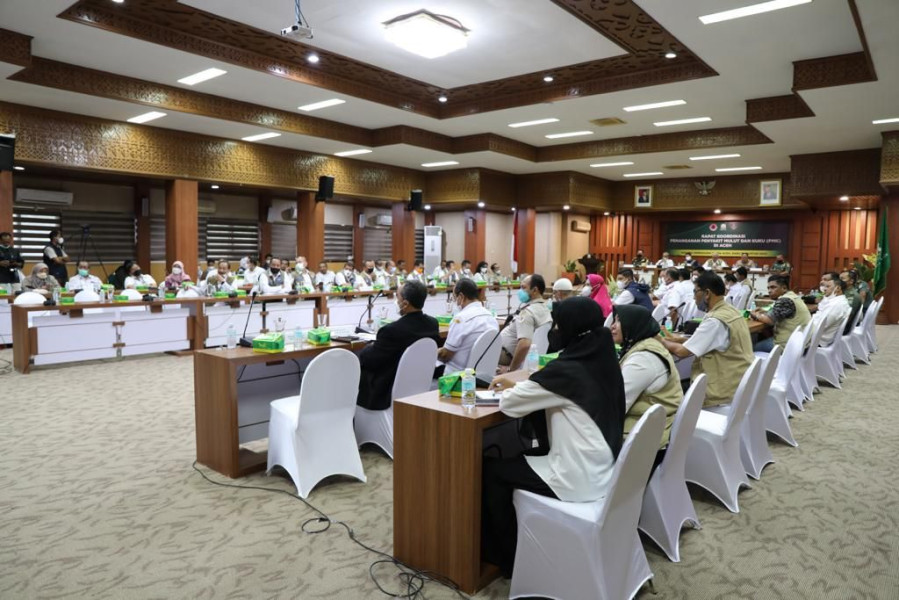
[517,289,530,304]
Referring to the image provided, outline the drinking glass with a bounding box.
[317,313,329,329]
[274,317,286,333]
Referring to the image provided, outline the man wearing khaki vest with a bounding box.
[750,274,811,353]
[661,272,754,407]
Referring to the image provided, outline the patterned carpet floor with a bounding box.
[1,326,898,599]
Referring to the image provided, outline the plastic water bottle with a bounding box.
[526,343,539,373]
[158,283,166,299]
[52,287,60,304]
[226,324,238,349]
[293,326,304,350]
[461,368,476,410]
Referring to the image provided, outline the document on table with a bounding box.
[475,390,501,406]
[357,333,376,342]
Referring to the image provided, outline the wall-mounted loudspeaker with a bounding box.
[316,175,334,201]
[408,189,423,211]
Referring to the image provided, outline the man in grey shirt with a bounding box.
[500,274,551,370]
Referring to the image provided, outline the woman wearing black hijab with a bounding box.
[483,296,625,578]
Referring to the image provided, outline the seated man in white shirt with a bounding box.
[123,263,157,289]
[354,260,376,290]
[655,251,675,269]
[372,260,388,287]
[437,279,498,375]
[431,260,448,282]
[703,252,728,271]
[813,271,851,346]
[259,257,293,294]
[334,262,357,288]
[314,261,335,291]
[241,257,266,288]
[654,267,682,326]
[406,260,427,284]
[66,260,102,293]
[205,260,238,295]
[292,256,314,291]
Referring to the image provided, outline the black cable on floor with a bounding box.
[191,461,469,600]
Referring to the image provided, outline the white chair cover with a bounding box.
[651,303,668,324]
[509,406,666,600]
[639,375,707,563]
[266,348,365,498]
[765,329,803,446]
[800,323,825,400]
[532,322,551,355]
[865,297,883,354]
[848,304,875,364]
[814,313,851,389]
[740,346,780,479]
[73,289,100,303]
[839,309,864,369]
[13,291,47,305]
[466,328,502,378]
[354,337,438,459]
[684,359,761,513]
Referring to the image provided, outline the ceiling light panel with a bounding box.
[715,166,763,172]
[689,153,741,161]
[872,117,899,125]
[545,131,593,139]
[127,111,166,124]
[624,172,664,177]
[699,0,812,25]
[177,68,227,86]
[334,149,373,157]
[590,161,635,168]
[242,132,281,142]
[653,117,712,127]
[298,99,346,112]
[508,118,560,128]
[421,161,459,168]
[623,100,686,112]
[383,10,469,59]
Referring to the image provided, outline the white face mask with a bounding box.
[820,284,828,295]
[616,279,626,288]
[172,267,182,275]
[388,267,396,274]
[297,263,306,270]
[37,272,48,280]
[685,256,692,261]
[480,267,487,274]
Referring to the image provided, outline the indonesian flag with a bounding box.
[511,213,518,274]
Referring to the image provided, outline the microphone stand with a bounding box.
[471,304,523,387]
[356,290,384,334]
[238,291,259,347]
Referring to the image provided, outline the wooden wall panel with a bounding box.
[463,209,486,264]
[165,179,198,277]
[0,171,13,235]
[297,191,324,267]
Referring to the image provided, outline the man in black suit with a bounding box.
[357,280,440,410]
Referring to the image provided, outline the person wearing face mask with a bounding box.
[810,272,851,346]
[472,261,490,283]
[22,262,61,296]
[405,260,426,284]
[124,263,157,289]
[681,253,697,269]
[662,272,753,407]
[335,262,357,288]
[612,268,654,311]
[372,260,388,287]
[459,260,474,280]
[484,296,625,579]
[162,260,192,291]
[769,253,792,275]
[632,249,648,268]
[292,256,314,291]
[258,257,293,294]
[354,260,376,291]
[499,274,551,371]
[384,260,400,288]
[585,273,613,318]
[241,257,266,289]
[611,305,682,452]
[489,263,503,284]
[0,231,24,291]
[396,259,408,281]
[42,229,70,287]
[839,270,863,334]
[733,252,756,270]
[431,260,448,282]
[703,252,728,271]
[356,281,440,410]
[748,274,810,353]
[314,261,335,292]
[655,252,675,269]
[66,260,102,292]
[841,268,871,314]
[437,279,498,375]
[444,260,460,285]
[724,267,751,310]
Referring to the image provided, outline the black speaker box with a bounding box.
[316,175,334,201]
[409,189,423,211]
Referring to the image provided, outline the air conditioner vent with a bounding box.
[590,117,626,127]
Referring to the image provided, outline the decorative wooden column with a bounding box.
[297,191,324,267]
[165,179,198,277]
[392,202,416,264]
[515,208,536,276]
[882,195,899,324]
[0,171,12,235]
[463,209,486,262]
[353,205,365,262]
[258,193,272,259]
[134,183,151,269]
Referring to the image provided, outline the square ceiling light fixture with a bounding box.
[383,10,469,59]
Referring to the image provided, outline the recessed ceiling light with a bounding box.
[127,111,167,124]
[112,0,124,3]
[563,205,570,210]
[665,51,677,59]
[603,211,610,216]
[624,172,664,177]
[177,67,227,86]
[477,201,485,208]
[13,165,25,171]
[545,131,593,139]
[623,99,686,112]
[298,98,346,112]
[854,207,862,211]
[690,153,741,161]
[715,166,763,172]
[334,149,373,157]
[383,9,469,59]
[543,75,554,83]
[872,117,899,125]
[511,207,516,212]
[421,161,459,168]
[438,95,448,103]
[211,185,220,190]
[423,204,431,210]
[241,132,281,142]
[653,117,712,127]
[307,54,320,64]
[839,195,849,201]
[714,209,722,214]
[508,118,560,128]
[590,161,635,168]
[700,0,811,24]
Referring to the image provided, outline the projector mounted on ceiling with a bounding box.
[281,0,314,41]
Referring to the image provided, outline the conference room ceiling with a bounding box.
[0,0,897,184]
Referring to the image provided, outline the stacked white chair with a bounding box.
[466,328,502,376]
[799,323,825,400]
[267,348,366,498]
[684,358,762,513]
[639,375,707,563]
[813,313,852,389]
[354,337,438,459]
[763,329,803,447]
[865,297,883,354]
[532,322,551,354]
[509,405,666,600]
[848,304,876,365]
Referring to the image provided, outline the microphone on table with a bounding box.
[238,290,259,347]
[471,304,524,387]
[355,290,384,334]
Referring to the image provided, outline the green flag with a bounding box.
[873,206,891,296]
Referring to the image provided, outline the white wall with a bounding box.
[325,203,353,225]
[16,177,134,213]
[534,212,562,280]
[435,212,465,263]
[485,212,514,274]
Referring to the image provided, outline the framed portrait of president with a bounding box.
[634,185,653,208]
[760,179,782,206]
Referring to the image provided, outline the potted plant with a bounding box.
[561,260,577,283]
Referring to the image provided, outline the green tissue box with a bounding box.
[373,284,384,291]
[438,371,465,397]
[214,291,229,298]
[235,289,247,297]
[510,280,521,286]
[538,352,559,368]
[114,294,129,302]
[136,285,149,292]
[252,332,284,353]
[436,314,454,326]
[306,328,331,346]
[0,288,7,296]
[101,284,113,291]
[434,284,447,290]
[476,281,487,287]
[165,293,176,299]
[60,296,75,305]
